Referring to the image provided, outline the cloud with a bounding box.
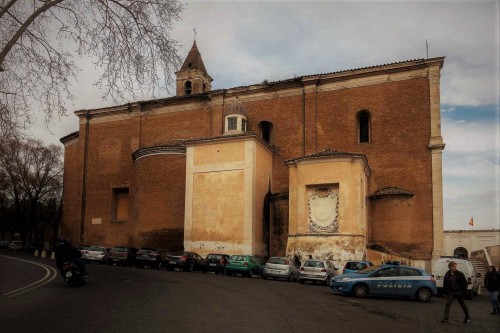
[442,116,500,155]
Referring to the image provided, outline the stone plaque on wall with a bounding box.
[308,187,339,233]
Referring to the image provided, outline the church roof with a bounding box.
[178,41,209,75]
[285,149,368,164]
[369,187,414,199]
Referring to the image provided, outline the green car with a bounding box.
[225,255,265,277]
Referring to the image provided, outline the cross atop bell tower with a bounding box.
[175,41,213,96]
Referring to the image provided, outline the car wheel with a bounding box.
[184,262,194,272]
[416,287,432,302]
[226,270,232,276]
[353,284,368,298]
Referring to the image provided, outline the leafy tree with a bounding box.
[0,134,62,248]
[0,0,184,132]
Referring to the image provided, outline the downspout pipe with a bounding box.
[315,74,322,152]
[80,111,90,245]
[297,78,306,156]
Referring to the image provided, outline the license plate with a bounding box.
[209,263,216,266]
[170,261,176,264]
[65,271,73,277]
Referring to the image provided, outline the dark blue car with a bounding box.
[330,264,437,302]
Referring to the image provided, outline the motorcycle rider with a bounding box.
[54,237,88,277]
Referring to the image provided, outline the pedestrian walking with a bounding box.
[483,265,500,314]
[440,261,470,324]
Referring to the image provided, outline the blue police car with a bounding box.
[330,264,437,302]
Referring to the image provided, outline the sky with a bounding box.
[26,0,499,231]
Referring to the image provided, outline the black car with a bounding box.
[135,248,167,269]
[164,251,204,272]
[107,246,138,266]
[201,253,231,274]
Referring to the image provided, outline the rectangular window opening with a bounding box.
[112,187,129,221]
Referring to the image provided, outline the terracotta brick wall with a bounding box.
[60,137,83,245]
[133,153,186,250]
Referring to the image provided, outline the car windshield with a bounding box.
[230,255,247,261]
[138,250,154,254]
[88,246,105,251]
[304,260,325,268]
[356,265,383,274]
[112,247,127,252]
[269,257,287,264]
[207,254,222,260]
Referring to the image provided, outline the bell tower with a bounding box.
[176,41,213,96]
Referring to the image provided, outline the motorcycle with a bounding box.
[61,261,87,287]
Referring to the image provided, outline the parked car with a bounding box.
[432,257,481,299]
[84,246,108,264]
[107,246,138,266]
[299,259,338,285]
[8,241,23,251]
[0,240,10,248]
[225,255,265,277]
[342,260,374,274]
[262,256,300,281]
[200,253,231,274]
[135,248,167,269]
[164,251,204,272]
[78,245,90,256]
[331,264,437,302]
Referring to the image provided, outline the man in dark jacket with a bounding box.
[441,261,470,324]
[54,238,88,276]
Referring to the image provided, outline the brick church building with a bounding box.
[60,41,446,269]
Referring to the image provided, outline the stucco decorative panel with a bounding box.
[307,187,339,233]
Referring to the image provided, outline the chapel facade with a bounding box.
[60,41,446,269]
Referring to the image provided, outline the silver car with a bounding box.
[262,257,300,281]
[299,259,338,285]
[84,246,108,264]
[8,241,23,251]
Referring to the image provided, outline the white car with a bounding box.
[262,257,300,281]
[8,241,23,251]
[299,259,339,286]
[84,246,108,264]
[432,257,481,299]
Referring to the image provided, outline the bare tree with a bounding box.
[0,0,184,132]
[0,134,63,246]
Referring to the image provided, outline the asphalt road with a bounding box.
[1,250,499,333]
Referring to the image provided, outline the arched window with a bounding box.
[357,111,370,143]
[184,81,192,95]
[259,121,273,145]
[453,247,468,259]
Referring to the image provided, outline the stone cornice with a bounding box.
[183,131,276,154]
[60,131,79,144]
[70,57,445,121]
[132,145,186,161]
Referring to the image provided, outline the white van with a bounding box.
[432,257,481,299]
